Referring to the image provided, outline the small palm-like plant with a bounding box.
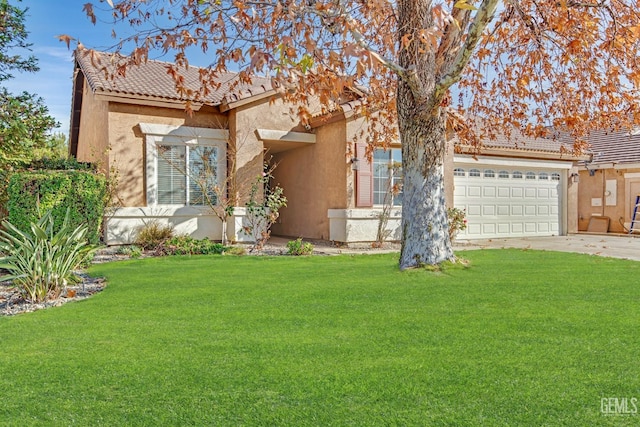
[0,210,96,302]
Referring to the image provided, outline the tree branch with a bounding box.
[317,1,410,79]
[436,6,473,78]
[431,0,500,110]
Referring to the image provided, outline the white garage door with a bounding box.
[454,166,563,239]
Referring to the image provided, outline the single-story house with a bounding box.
[69,49,584,244]
[575,130,640,233]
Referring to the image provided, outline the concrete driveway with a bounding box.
[455,234,640,261]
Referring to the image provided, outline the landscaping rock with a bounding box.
[0,274,106,317]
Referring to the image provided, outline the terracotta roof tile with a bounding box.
[458,121,575,155]
[75,49,274,106]
[479,131,573,154]
[586,130,640,165]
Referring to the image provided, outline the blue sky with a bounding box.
[3,1,119,136]
[3,0,196,137]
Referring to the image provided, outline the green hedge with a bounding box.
[7,171,107,244]
[0,158,95,220]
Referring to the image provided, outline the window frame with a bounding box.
[373,148,403,206]
[141,123,228,207]
[454,168,466,177]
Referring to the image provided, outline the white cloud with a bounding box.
[33,45,75,62]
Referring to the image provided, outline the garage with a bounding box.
[453,157,572,239]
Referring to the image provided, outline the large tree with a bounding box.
[0,0,58,164]
[0,88,58,163]
[79,0,640,269]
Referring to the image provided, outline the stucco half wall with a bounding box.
[105,207,256,245]
[328,208,402,243]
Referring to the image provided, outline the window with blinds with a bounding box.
[156,144,219,205]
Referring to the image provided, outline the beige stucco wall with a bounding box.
[75,79,109,169]
[271,118,349,240]
[229,97,301,205]
[567,166,579,234]
[107,103,228,207]
[577,167,640,232]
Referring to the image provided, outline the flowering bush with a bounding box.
[447,207,467,241]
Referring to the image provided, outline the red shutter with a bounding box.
[356,142,373,207]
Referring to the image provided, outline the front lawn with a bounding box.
[1,250,639,425]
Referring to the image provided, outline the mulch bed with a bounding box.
[0,273,106,317]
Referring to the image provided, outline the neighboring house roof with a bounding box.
[74,49,275,109]
[586,129,640,166]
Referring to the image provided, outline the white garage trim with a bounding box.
[454,154,573,170]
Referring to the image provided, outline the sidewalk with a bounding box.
[454,234,640,261]
[270,234,640,261]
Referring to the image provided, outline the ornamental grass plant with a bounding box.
[0,210,96,302]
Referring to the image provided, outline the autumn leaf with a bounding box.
[57,34,74,49]
[454,1,478,11]
[401,33,413,50]
[83,3,96,24]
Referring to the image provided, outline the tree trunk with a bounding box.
[396,0,455,269]
[220,217,228,246]
[398,111,455,269]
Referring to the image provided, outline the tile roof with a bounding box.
[75,49,274,107]
[478,131,573,154]
[586,129,640,165]
[456,120,576,156]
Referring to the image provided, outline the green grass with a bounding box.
[1,249,639,426]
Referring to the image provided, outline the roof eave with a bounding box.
[587,161,640,170]
[457,145,590,161]
[93,91,206,111]
[219,89,278,112]
[308,103,364,129]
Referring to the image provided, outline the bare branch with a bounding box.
[432,0,500,108]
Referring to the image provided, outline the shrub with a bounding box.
[134,221,174,250]
[116,245,143,259]
[447,207,467,241]
[0,210,96,303]
[243,171,287,252]
[7,170,107,244]
[286,238,314,256]
[157,236,227,256]
[225,245,246,256]
[0,158,95,222]
[19,157,95,172]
